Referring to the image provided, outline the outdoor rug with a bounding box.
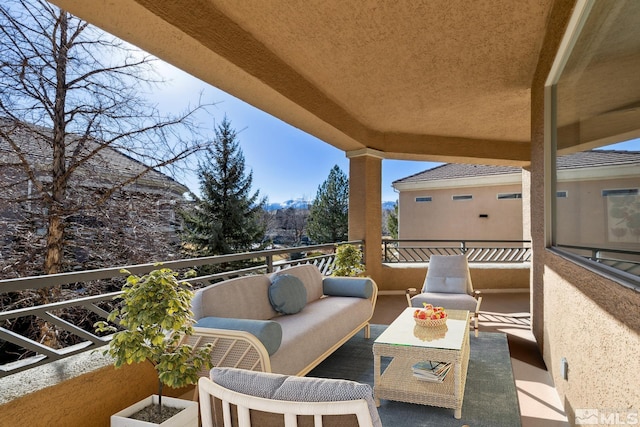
[308,324,521,427]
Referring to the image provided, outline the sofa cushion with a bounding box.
[210,367,382,427]
[195,317,282,355]
[268,274,307,314]
[269,296,373,376]
[423,276,467,294]
[323,277,374,299]
[270,264,324,303]
[191,274,277,321]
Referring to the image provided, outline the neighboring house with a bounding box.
[393,163,523,241]
[393,150,640,250]
[0,120,189,277]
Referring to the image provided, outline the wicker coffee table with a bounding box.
[373,308,470,419]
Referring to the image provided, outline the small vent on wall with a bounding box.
[497,193,522,199]
[415,196,432,202]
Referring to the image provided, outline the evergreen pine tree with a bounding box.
[387,201,399,239]
[181,117,265,255]
[307,165,349,244]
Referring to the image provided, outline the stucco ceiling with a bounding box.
[48,0,561,166]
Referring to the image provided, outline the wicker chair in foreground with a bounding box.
[199,367,381,427]
[406,254,483,336]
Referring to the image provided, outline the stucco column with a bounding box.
[347,150,383,286]
[529,0,576,348]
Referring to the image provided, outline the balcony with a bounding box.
[0,242,566,426]
[4,0,640,423]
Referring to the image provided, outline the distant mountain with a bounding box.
[265,199,397,211]
[382,201,397,210]
[265,199,311,211]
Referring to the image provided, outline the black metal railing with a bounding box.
[0,241,362,378]
[383,239,532,263]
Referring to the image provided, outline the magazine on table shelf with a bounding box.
[411,361,452,382]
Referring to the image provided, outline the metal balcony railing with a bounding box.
[383,239,532,263]
[555,244,640,277]
[0,241,362,378]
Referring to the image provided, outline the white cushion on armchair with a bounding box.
[410,292,479,311]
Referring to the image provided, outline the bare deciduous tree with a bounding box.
[0,0,209,290]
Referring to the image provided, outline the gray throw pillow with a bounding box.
[268,274,307,314]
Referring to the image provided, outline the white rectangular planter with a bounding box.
[111,394,198,427]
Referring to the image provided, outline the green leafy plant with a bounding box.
[331,244,365,277]
[95,267,212,419]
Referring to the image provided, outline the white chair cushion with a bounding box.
[423,276,467,294]
[424,254,474,294]
[411,292,478,312]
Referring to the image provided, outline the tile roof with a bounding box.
[394,150,640,185]
[556,150,640,169]
[393,163,520,184]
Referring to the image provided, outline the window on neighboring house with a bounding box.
[497,193,522,200]
[548,0,640,287]
[602,189,638,197]
[452,195,472,201]
[415,196,432,202]
[157,199,176,224]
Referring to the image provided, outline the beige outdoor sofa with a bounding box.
[188,264,378,377]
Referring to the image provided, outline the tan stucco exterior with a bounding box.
[6,1,639,425]
[397,183,524,241]
[542,254,640,421]
[396,170,639,247]
[556,176,640,248]
[348,152,383,281]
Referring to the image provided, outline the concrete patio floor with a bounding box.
[371,292,569,427]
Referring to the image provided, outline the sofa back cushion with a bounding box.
[270,264,324,303]
[191,274,278,321]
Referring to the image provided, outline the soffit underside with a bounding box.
[211,0,554,142]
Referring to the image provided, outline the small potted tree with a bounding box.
[95,267,213,426]
[332,244,365,277]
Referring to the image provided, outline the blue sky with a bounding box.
[150,60,435,204]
